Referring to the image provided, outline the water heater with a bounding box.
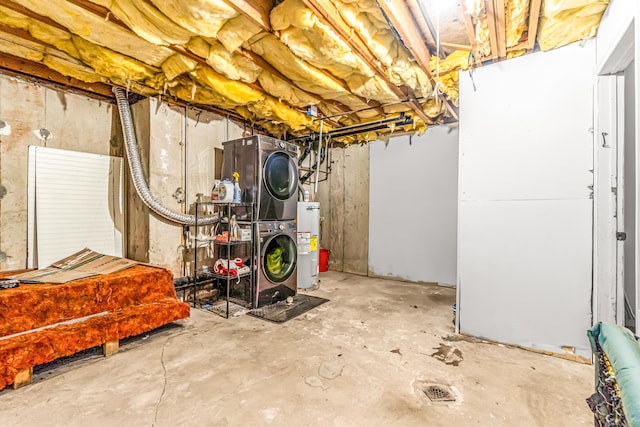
[297,201,320,289]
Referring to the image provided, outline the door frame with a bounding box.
[593,75,623,325]
[593,18,636,327]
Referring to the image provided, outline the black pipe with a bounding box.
[326,120,411,139]
[289,113,410,144]
[174,271,219,288]
[300,145,328,185]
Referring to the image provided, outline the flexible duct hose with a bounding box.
[113,87,218,225]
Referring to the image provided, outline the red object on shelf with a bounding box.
[319,248,329,272]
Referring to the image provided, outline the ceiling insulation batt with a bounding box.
[0,0,613,142]
[200,39,262,83]
[0,5,149,88]
[537,0,610,51]
[258,71,321,108]
[11,0,173,66]
[146,0,237,38]
[92,0,195,45]
[0,0,452,139]
[192,66,263,104]
[505,0,530,47]
[0,31,42,62]
[467,0,530,59]
[465,0,492,58]
[271,0,399,105]
[335,0,432,98]
[247,33,374,117]
[430,50,469,107]
[217,15,262,52]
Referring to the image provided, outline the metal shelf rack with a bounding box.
[192,201,255,318]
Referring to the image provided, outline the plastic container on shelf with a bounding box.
[218,180,234,202]
[211,180,221,201]
[232,172,241,203]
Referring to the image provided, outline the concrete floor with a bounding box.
[0,271,594,426]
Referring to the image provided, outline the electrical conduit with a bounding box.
[113,87,218,225]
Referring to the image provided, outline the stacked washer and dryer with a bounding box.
[222,135,299,308]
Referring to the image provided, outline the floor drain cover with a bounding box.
[422,384,456,402]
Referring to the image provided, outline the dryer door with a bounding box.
[263,152,298,201]
[262,233,297,283]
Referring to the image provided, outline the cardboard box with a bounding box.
[9,248,139,283]
[239,228,252,241]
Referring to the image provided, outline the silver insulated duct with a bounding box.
[113,87,218,225]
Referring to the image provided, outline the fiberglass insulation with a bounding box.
[537,0,610,51]
[0,0,448,137]
[0,0,613,139]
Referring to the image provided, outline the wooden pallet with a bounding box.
[0,265,190,391]
[11,339,120,390]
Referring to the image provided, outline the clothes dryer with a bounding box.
[255,220,297,307]
[222,135,299,220]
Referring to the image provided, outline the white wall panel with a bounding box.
[458,42,596,358]
[458,199,593,355]
[369,126,458,285]
[0,76,115,271]
[28,146,124,268]
[460,44,595,202]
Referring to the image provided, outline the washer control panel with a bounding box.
[258,221,296,234]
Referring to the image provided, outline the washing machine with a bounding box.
[222,135,299,220]
[255,220,297,307]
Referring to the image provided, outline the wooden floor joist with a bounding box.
[0,53,115,101]
[484,0,499,60]
[527,0,543,50]
[494,0,507,59]
[460,1,482,66]
[221,0,272,31]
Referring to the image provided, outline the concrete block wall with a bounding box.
[316,144,370,275]
[0,74,244,277]
[316,127,459,284]
[128,98,244,276]
[0,75,114,271]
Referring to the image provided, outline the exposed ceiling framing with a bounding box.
[221,0,272,31]
[217,8,384,128]
[460,0,481,64]
[376,0,458,121]
[0,0,612,143]
[493,0,507,58]
[485,0,499,60]
[64,0,385,127]
[527,0,543,50]
[301,0,434,125]
[0,51,114,100]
